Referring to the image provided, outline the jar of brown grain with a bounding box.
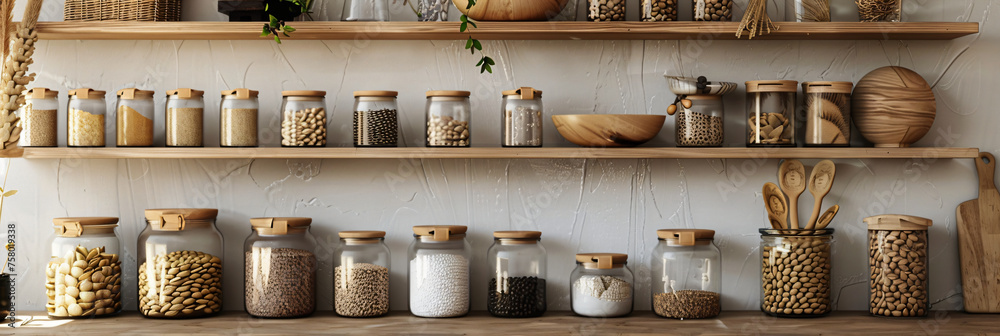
[865,214,931,317]
[165,89,206,147]
[220,89,259,147]
[116,88,155,147]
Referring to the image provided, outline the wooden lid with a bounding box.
[426,90,471,97]
[493,231,541,239]
[166,88,205,99]
[502,87,542,99]
[339,230,386,239]
[283,90,326,97]
[221,88,260,99]
[27,88,58,99]
[865,214,932,231]
[413,225,467,241]
[686,94,722,100]
[803,81,853,94]
[354,90,398,97]
[746,80,798,93]
[576,253,628,269]
[657,229,715,246]
[68,88,106,99]
[117,88,154,99]
[251,217,311,235]
[52,217,119,237]
[144,208,219,231]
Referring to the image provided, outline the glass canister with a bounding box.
[281,90,327,147]
[693,0,732,21]
[220,88,259,147]
[426,90,471,147]
[865,215,931,317]
[502,87,543,147]
[342,0,389,21]
[760,229,834,317]
[165,89,206,147]
[334,231,391,318]
[408,225,472,318]
[67,88,107,147]
[138,209,223,319]
[786,0,831,22]
[487,231,547,318]
[571,253,634,318]
[19,88,59,147]
[651,229,721,319]
[642,0,678,21]
[803,81,852,147]
[47,217,122,318]
[671,95,724,147]
[747,80,798,147]
[418,0,450,21]
[116,88,155,147]
[244,217,317,318]
[588,0,626,21]
[857,0,901,22]
[353,90,399,147]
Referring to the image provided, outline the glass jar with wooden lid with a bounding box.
[116,88,155,147]
[354,90,399,147]
[334,231,390,317]
[19,88,59,147]
[865,215,931,317]
[672,94,725,147]
[281,90,327,147]
[408,225,471,318]
[502,87,543,147]
[570,253,634,317]
[803,81,853,147]
[426,90,471,147]
[67,88,107,147]
[220,88,259,147]
[47,217,122,318]
[165,88,205,147]
[244,217,317,318]
[747,80,798,147]
[651,229,721,319]
[487,231,547,318]
[760,228,834,317]
[693,0,732,21]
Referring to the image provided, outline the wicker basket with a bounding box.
[65,0,182,21]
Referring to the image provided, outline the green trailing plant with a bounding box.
[460,0,494,73]
[262,0,314,43]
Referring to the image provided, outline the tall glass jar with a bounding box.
[334,231,391,318]
[165,89,205,147]
[760,229,834,317]
[651,229,721,319]
[418,0,450,21]
[641,0,678,21]
[281,91,327,147]
[220,88,259,147]
[67,88,107,147]
[803,81,852,147]
[857,0,901,22]
[426,90,471,147]
[693,0,732,21]
[342,0,389,21]
[116,88,155,147]
[588,0,625,21]
[571,253,634,318]
[786,0,831,22]
[747,80,798,147]
[244,217,317,318]
[354,91,399,147]
[19,88,59,147]
[47,217,122,318]
[487,231,546,318]
[502,87,543,147]
[408,225,472,318]
[138,209,223,319]
[672,95,724,147]
[865,215,930,317]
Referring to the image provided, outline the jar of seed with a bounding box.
[865,215,931,317]
[803,81,853,147]
[642,0,678,21]
[747,80,798,147]
[165,89,206,147]
[138,209,223,319]
[281,91,328,147]
[760,229,834,317]
[651,229,721,319]
[487,231,547,318]
[786,0,831,22]
[409,225,472,318]
[588,0,626,21]
[116,88,155,147]
[19,88,59,147]
[857,0,901,22]
[426,90,471,147]
[47,217,122,318]
[334,231,390,318]
[671,95,725,147]
[571,253,634,317]
[693,0,732,21]
[67,88,107,147]
[502,87,543,147]
[353,91,399,147]
[244,217,317,318]
[220,89,259,147]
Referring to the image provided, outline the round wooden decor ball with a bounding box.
[852,66,936,148]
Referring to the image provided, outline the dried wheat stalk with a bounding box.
[0,0,44,149]
[737,0,778,39]
[799,0,830,22]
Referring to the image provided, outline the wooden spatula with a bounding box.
[815,205,839,230]
[779,160,807,230]
[806,160,836,230]
[763,182,789,230]
[957,152,1000,313]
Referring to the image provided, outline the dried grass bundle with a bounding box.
[799,0,830,22]
[737,0,778,39]
[0,0,44,149]
[856,0,901,22]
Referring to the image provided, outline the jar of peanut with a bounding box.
[865,214,931,317]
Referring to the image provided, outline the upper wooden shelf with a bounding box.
[34,21,979,41]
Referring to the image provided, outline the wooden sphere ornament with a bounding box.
[452,0,569,21]
[852,66,937,148]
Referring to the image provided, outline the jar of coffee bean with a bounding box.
[588,0,626,21]
[642,0,678,21]
[487,231,547,318]
[281,91,328,147]
[693,0,732,21]
[426,90,471,147]
[245,217,317,318]
[651,229,721,319]
[747,80,798,147]
[671,95,725,147]
[760,229,834,317]
[47,217,123,318]
[354,91,399,147]
[865,215,931,317]
[166,88,206,147]
[334,231,390,318]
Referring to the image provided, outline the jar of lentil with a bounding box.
[760,229,834,317]
[220,88,259,147]
[281,91,327,147]
[19,88,59,147]
[354,91,399,147]
[487,231,546,318]
[641,0,677,21]
[502,87,543,147]
[571,253,633,318]
[693,0,732,21]
[803,81,852,147]
[747,80,798,147]
[138,209,223,319]
[426,90,471,147]
[408,225,472,318]
[651,229,721,319]
[671,95,724,147]
[165,89,205,147]
[115,88,155,147]
[588,0,626,21]
[865,215,931,317]
[67,88,107,147]
[244,217,316,319]
[47,217,122,318]
[334,231,391,318]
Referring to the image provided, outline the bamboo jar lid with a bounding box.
[803,81,854,94]
[494,231,541,244]
[166,88,205,99]
[746,80,799,93]
[413,225,467,241]
[339,230,387,239]
[68,88,106,99]
[282,90,326,97]
[576,253,628,269]
[354,90,398,97]
[502,87,542,99]
[117,88,154,99]
[657,229,715,246]
[27,88,58,99]
[144,208,219,231]
[222,88,260,99]
[427,90,471,97]
[52,217,119,237]
[251,217,312,235]
[865,214,933,231]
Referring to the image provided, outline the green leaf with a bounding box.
[2,190,15,197]
[465,38,474,49]
[270,15,280,26]
[274,34,282,44]
[485,57,495,65]
[467,0,476,9]
[473,39,482,51]
[460,15,468,23]
[477,58,485,66]
[468,20,477,29]
[284,26,296,33]
[460,22,468,32]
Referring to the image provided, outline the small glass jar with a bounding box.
[641,0,678,21]
[588,0,626,21]
[67,88,107,147]
[426,90,471,147]
[354,91,399,147]
[858,0,901,22]
[244,217,317,318]
[747,80,798,147]
[651,229,721,319]
[334,231,391,318]
[165,89,206,147]
[418,0,450,21]
[760,229,834,317]
[19,88,59,147]
[47,217,122,318]
[342,0,389,21]
[408,225,472,318]
[116,88,155,147]
[672,95,724,147]
[281,91,327,147]
[502,87,543,147]
[693,0,732,21]
[138,209,223,319]
[803,81,852,147]
[571,253,634,318]
[487,231,547,318]
[865,215,931,317]
[220,88,259,147]
[786,0,831,22]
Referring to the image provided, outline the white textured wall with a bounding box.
[6,0,996,313]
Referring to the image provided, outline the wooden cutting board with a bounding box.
[957,152,1000,313]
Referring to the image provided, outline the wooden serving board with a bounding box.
[957,152,1000,313]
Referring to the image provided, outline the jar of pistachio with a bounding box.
[116,88,155,147]
[220,88,259,147]
[19,88,59,147]
[67,88,107,147]
[47,217,122,318]
[166,89,206,147]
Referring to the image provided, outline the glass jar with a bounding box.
[281,91,327,147]
[760,229,834,317]
[641,0,678,21]
[138,209,223,319]
[47,217,122,318]
[165,89,205,147]
[865,215,930,317]
[354,90,399,147]
[408,225,472,318]
[116,88,155,147]
[502,87,543,147]
[418,0,450,21]
[571,253,634,317]
[588,0,625,21]
[334,231,391,318]
[343,0,389,21]
[651,229,721,319]
[786,0,830,22]
[426,90,471,147]
[19,88,59,147]
[803,81,852,147]
[220,88,259,147]
[244,217,317,318]
[487,231,546,318]
[67,88,107,147]
[747,80,798,147]
[858,0,901,22]
[672,95,724,147]
[693,0,732,21]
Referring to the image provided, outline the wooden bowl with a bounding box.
[452,0,569,21]
[853,66,937,148]
[552,114,666,147]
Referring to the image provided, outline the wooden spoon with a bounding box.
[778,160,807,230]
[815,205,840,230]
[763,182,789,230]
[806,160,837,230]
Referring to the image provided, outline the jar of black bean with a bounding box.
[353,91,399,147]
[487,231,547,318]
[244,217,317,318]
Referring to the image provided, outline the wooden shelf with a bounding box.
[34,21,979,41]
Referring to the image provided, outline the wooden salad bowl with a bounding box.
[452,0,569,21]
[552,114,666,147]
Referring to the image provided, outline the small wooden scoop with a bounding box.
[815,205,839,230]
[763,182,789,230]
[778,160,807,230]
[806,160,836,230]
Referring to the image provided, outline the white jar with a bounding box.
[165,89,206,147]
[19,88,59,147]
[220,89,259,147]
[67,88,107,147]
[116,88,155,147]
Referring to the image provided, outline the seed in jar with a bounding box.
[693,0,732,21]
[761,237,832,316]
[869,230,928,317]
[677,111,723,147]
[47,245,122,318]
[245,247,316,318]
[354,109,398,147]
[68,109,105,147]
[653,290,721,319]
[21,106,57,147]
[281,108,326,147]
[335,263,390,317]
[427,116,470,147]
[139,250,223,319]
[749,112,792,145]
[642,0,678,21]
[117,105,154,147]
[221,108,258,147]
[588,0,626,21]
[488,276,546,318]
[166,107,204,147]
